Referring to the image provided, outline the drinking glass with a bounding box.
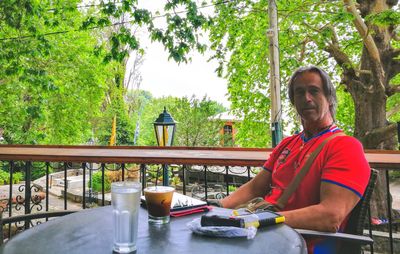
[144,186,175,224]
[112,181,141,254]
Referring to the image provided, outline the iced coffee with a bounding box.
[144,186,175,224]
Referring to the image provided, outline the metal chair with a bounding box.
[295,168,378,254]
[0,210,77,245]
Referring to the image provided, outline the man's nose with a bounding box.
[304,92,313,102]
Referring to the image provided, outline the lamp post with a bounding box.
[153,107,176,186]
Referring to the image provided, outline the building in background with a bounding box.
[210,111,243,147]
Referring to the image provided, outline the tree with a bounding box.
[171,96,225,147]
[130,94,225,146]
[207,0,399,216]
[0,0,129,145]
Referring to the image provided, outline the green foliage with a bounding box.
[228,185,237,192]
[207,0,400,141]
[389,171,400,181]
[92,170,111,192]
[0,170,9,185]
[0,170,23,185]
[335,86,355,135]
[0,0,126,145]
[12,172,23,184]
[31,167,53,181]
[132,94,225,147]
[365,10,400,26]
[171,175,182,186]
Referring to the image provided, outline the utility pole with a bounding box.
[267,0,283,147]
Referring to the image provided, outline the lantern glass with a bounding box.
[154,124,175,146]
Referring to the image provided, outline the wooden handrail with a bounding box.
[0,145,399,169]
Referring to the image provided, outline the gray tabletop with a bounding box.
[1,206,307,254]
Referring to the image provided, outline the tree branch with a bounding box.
[387,104,400,119]
[343,0,387,93]
[343,0,381,64]
[360,123,397,148]
[324,43,363,91]
[296,38,309,63]
[387,84,400,96]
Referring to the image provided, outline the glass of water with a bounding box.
[112,181,141,254]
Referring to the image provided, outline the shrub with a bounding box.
[0,170,9,184]
[31,167,53,181]
[92,170,111,192]
[0,170,23,185]
[228,185,237,192]
[12,172,23,184]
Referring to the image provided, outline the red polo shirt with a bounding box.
[262,126,370,253]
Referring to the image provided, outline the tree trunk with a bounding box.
[342,0,399,218]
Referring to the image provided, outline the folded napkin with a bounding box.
[170,205,212,217]
[187,218,257,239]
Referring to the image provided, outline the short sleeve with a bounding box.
[321,136,370,197]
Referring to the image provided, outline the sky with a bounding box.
[138,42,231,108]
[131,1,231,108]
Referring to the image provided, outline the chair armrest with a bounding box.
[294,229,373,245]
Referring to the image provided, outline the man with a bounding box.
[218,66,371,253]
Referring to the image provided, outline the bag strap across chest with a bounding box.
[274,132,346,210]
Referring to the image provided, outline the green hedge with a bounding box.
[0,170,23,185]
[92,171,111,192]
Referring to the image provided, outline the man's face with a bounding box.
[292,71,331,124]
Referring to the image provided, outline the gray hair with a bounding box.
[288,66,337,119]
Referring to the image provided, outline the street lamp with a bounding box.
[153,107,176,147]
[153,107,176,186]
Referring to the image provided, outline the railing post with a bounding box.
[63,162,67,210]
[204,166,208,200]
[101,163,105,206]
[162,164,169,186]
[385,170,394,254]
[8,161,14,217]
[122,163,125,181]
[24,161,31,230]
[82,163,86,209]
[367,206,374,254]
[140,164,146,191]
[182,165,187,195]
[225,166,229,196]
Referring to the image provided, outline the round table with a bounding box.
[1,206,307,254]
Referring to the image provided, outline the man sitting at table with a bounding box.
[216,66,371,254]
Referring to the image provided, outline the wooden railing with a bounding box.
[0,145,399,253]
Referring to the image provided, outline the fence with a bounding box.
[0,145,399,253]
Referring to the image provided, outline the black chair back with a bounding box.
[340,168,378,253]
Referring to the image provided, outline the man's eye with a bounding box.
[294,89,304,96]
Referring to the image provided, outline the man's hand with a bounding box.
[207,199,223,207]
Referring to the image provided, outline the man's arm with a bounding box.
[219,169,272,208]
[280,182,360,232]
